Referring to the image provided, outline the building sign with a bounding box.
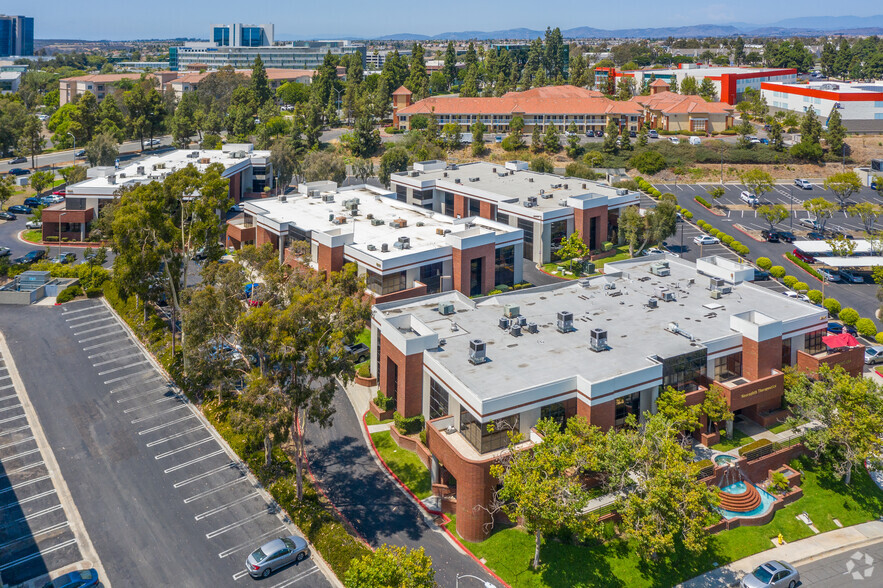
[739,383,777,401]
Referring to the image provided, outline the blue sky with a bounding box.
[4,0,881,40]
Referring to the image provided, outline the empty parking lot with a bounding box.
[0,300,333,587]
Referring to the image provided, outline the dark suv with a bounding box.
[776,231,795,243]
[761,230,779,242]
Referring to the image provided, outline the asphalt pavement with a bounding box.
[0,300,335,588]
[0,137,174,176]
[796,539,883,586]
[660,182,883,328]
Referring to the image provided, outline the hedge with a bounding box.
[792,281,808,292]
[695,459,714,480]
[855,317,878,338]
[394,411,425,436]
[694,195,712,209]
[756,257,772,270]
[876,332,883,345]
[783,275,798,288]
[56,284,82,304]
[807,289,823,304]
[374,392,395,411]
[739,438,773,460]
[823,298,842,317]
[839,307,859,326]
[785,252,823,281]
[770,266,786,279]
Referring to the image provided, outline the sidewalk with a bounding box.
[679,520,883,587]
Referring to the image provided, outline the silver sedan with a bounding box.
[246,535,310,578]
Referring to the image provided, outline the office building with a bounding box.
[761,81,883,133]
[0,70,21,93]
[165,68,314,99]
[210,23,274,48]
[371,254,863,541]
[631,80,734,132]
[43,145,271,242]
[226,182,524,301]
[389,160,640,264]
[58,72,178,106]
[0,15,33,57]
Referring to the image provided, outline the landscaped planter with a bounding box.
[369,399,395,422]
[590,249,618,261]
[354,373,377,386]
[389,424,431,469]
[700,430,721,446]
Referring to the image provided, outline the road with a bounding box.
[0,136,174,175]
[305,384,499,588]
[795,539,883,586]
[0,300,335,588]
[656,181,883,328]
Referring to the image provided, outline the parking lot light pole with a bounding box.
[790,185,793,232]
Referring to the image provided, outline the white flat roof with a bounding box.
[816,257,883,267]
[794,239,876,255]
[770,81,883,95]
[245,185,520,263]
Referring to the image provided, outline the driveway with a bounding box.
[304,385,498,588]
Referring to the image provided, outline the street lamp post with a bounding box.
[67,132,76,154]
[790,185,794,232]
[334,87,344,121]
[456,574,496,588]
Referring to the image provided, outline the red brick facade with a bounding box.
[742,336,782,381]
[255,226,276,247]
[572,205,607,251]
[316,243,344,276]
[379,334,424,417]
[576,398,615,430]
[451,242,495,296]
[796,347,864,378]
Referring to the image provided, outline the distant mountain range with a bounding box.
[362,15,883,41]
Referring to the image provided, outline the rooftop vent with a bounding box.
[455,178,461,184]
[647,297,658,308]
[709,277,725,290]
[563,184,568,190]
[655,286,676,302]
[410,171,419,177]
[322,194,335,203]
[557,311,574,333]
[468,339,487,365]
[582,183,587,189]
[649,263,670,277]
[526,322,538,334]
[504,304,520,319]
[367,244,376,251]
[616,188,628,196]
[332,216,347,225]
[389,218,407,229]
[510,324,522,336]
[469,177,480,182]
[136,165,145,175]
[279,195,287,202]
[107,174,116,185]
[499,317,511,330]
[491,167,496,173]
[438,302,455,315]
[589,328,608,352]
[370,218,384,226]
[381,243,389,253]
[528,177,534,183]
[666,322,695,341]
[443,172,448,177]
[309,189,321,198]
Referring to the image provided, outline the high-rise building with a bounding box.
[0,15,34,57]
[210,23,274,48]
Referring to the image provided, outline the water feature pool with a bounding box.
[718,481,777,519]
[714,454,737,466]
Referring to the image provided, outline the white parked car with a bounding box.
[794,178,812,190]
[693,235,720,245]
[839,269,864,283]
[740,190,759,206]
[669,137,680,144]
[818,269,841,282]
[25,220,42,229]
[783,291,812,303]
[689,136,702,145]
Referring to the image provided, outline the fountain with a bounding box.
[714,454,737,466]
[716,463,777,519]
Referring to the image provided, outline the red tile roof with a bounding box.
[650,79,670,87]
[393,85,412,96]
[397,85,623,116]
[631,92,733,116]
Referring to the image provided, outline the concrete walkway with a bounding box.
[679,521,883,587]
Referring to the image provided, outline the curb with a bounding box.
[780,253,824,284]
[360,412,511,588]
[732,224,762,243]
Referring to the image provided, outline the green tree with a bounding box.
[679,75,698,95]
[558,230,587,271]
[441,122,461,150]
[785,365,883,485]
[701,385,734,434]
[171,92,199,148]
[0,176,15,211]
[70,91,100,143]
[756,204,789,231]
[29,170,55,195]
[378,146,410,187]
[530,125,543,154]
[470,120,486,157]
[530,156,554,173]
[768,119,785,151]
[345,545,435,588]
[566,122,581,158]
[19,115,46,170]
[491,417,604,569]
[303,151,346,184]
[636,126,648,147]
[352,158,374,184]
[276,81,310,106]
[804,198,837,232]
[406,43,428,100]
[825,235,857,258]
[542,123,560,152]
[85,131,119,167]
[655,386,701,432]
[698,77,717,100]
[736,116,754,149]
[618,201,677,257]
[823,171,863,211]
[350,107,381,157]
[269,138,298,194]
[629,150,666,175]
[706,185,725,207]
[791,106,823,161]
[442,41,458,88]
[740,169,774,202]
[602,118,619,154]
[825,108,846,156]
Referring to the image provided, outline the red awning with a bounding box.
[822,333,860,348]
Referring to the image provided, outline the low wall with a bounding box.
[368,399,395,422]
[389,424,431,469]
[355,374,377,386]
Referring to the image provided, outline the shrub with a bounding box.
[856,317,877,338]
[55,284,82,304]
[85,286,103,298]
[768,471,790,494]
[356,364,371,378]
[756,257,772,270]
[419,429,427,447]
[649,188,661,198]
[374,392,395,411]
[721,235,734,246]
[393,411,425,436]
[734,243,750,256]
[876,331,883,345]
[806,289,823,304]
[694,195,712,208]
[488,289,502,295]
[792,281,808,292]
[838,307,859,326]
[629,150,667,175]
[770,265,786,279]
[684,210,693,219]
[602,241,613,252]
[739,438,773,460]
[823,298,842,317]
[783,275,798,288]
[785,252,823,280]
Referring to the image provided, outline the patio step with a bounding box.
[719,483,762,512]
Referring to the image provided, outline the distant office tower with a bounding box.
[0,15,34,57]
[210,23,274,48]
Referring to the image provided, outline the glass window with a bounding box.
[366,271,406,295]
[395,184,407,202]
[517,218,534,259]
[443,191,455,216]
[494,245,515,288]
[469,257,484,296]
[429,378,449,420]
[419,262,443,294]
[805,329,825,354]
[540,402,566,427]
[413,188,433,201]
[468,197,481,217]
[550,220,568,250]
[287,225,311,244]
[496,211,509,225]
[713,352,742,381]
[661,349,707,391]
[460,407,518,454]
[782,337,792,366]
[614,392,641,427]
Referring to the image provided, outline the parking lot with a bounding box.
[0,343,96,587]
[0,301,333,587]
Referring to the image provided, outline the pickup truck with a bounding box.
[345,343,369,363]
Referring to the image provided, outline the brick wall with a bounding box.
[316,243,344,276]
[722,370,784,413]
[255,226,276,247]
[572,205,607,251]
[576,398,615,430]
[452,242,495,296]
[742,336,782,381]
[378,334,424,417]
[228,171,242,203]
[797,346,864,378]
[373,282,428,305]
[453,194,467,218]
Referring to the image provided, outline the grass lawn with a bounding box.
[370,430,431,499]
[22,229,42,243]
[444,456,883,588]
[365,413,392,426]
[355,327,370,348]
[540,262,587,280]
[710,428,753,452]
[769,419,806,435]
[593,246,633,269]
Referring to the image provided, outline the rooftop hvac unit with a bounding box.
[136,166,145,175]
[709,277,725,290]
[436,228,446,235]
[469,177,480,182]
[107,174,116,185]
[557,311,574,333]
[371,218,385,226]
[454,178,461,184]
[710,290,722,299]
[198,157,210,164]
[720,285,732,294]
[367,244,376,251]
[468,339,487,365]
[332,216,347,225]
[119,173,126,178]
[616,188,628,196]
[328,213,335,221]
[443,172,448,177]
[187,151,199,158]
[504,304,520,318]
[649,263,670,277]
[381,243,389,252]
[410,171,419,177]
[528,177,534,183]
[582,183,587,189]
[516,315,527,326]
[397,236,410,244]
[589,328,608,352]
[526,322,538,334]
[491,167,496,173]
[416,222,424,227]
[392,240,410,250]
[366,213,373,219]
[541,192,553,198]
[647,297,658,308]
[438,302,455,315]
[656,286,676,302]
[279,195,287,202]
[322,194,335,203]
[551,183,562,189]
[499,317,511,330]
[563,184,568,190]
[528,196,538,206]
[309,189,321,198]
[510,324,522,336]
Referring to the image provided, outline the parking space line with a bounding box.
[87,346,136,359]
[137,414,197,435]
[0,393,19,402]
[62,305,101,315]
[0,461,44,481]
[145,425,206,447]
[0,425,31,438]
[73,323,119,336]
[0,447,40,462]
[110,376,163,394]
[0,489,57,510]
[269,567,320,588]
[0,435,35,451]
[195,492,260,520]
[98,360,150,376]
[184,476,247,503]
[218,525,287,558]
[0,383,12,391]
[0,474,51,494]
[130,404,188,424]
[116,386,173,404]
[163,450,226,474]
[122,396,181,414]
[66,314,111,325]
[3,504,64,526]
[154,437,213,459]
[80,332,125,343]
[83,337,130,351]
[92,352,144,367]
[0,521,69,551]
[0,403,22,413]
[105,369,155,384]
[0,413,27,425]
[233,570,250,581]
[0,538,78,572]
[205,511,270,539]
[173,462,238,488]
